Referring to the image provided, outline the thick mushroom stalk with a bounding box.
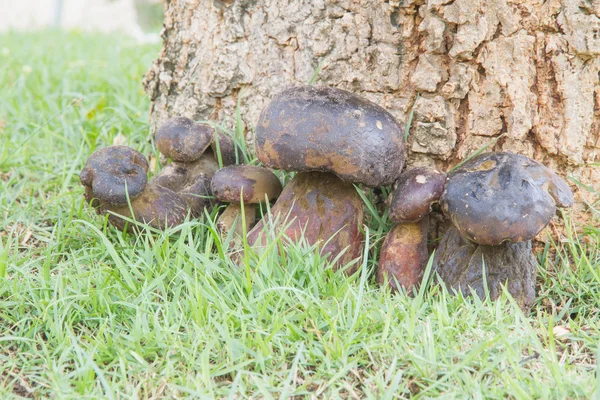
[377,168,446,292]
[434,152,574,310]
[210,165,282,241]
[247,172,365,273]
[249,85,406,272]
[80,146,188,231]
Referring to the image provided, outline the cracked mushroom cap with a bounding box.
[211,165,282,204]
[155,117,213,162]
[441,152,574,246]
[389,167,446,223]
[79,146,149,207]
[254,85,406,187]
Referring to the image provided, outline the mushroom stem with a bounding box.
[152,150,219,217]
[247,171,365,273]
[433,226,537,310]
[377,216,429,293]
[105,182,188,232]
[217,203,257,239]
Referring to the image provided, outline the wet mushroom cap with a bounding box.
[155,117,213,162]
[441,152,573,246]
[389,167,446,223]
[211,165,282,204]
[79,146,149,207]
[254,85,406,187]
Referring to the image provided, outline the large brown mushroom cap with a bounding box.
[254,85,406,187]
[441,152,573,246]
[79,146,149,207]
[211,165,282,204]
[389,167,446,223]
[155,117,213,162]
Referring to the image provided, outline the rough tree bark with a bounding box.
[143,0,600,226]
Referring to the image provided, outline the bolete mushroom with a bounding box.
[151,151,219,217]
[210,165,282,238]
[247,85,406,272]
[377,167,446,292]
[433,152,574,309]
[80,145,188,230]
[152,117,236,217]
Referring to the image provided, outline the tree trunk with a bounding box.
[143,0,599,226]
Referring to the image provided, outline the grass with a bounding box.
[1,31,599,399]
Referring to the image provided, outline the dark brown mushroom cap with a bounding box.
[254,85,406,187]
[441,152,573,246]
[79,146,149,207]
[211,165,282,204]
[389,167,446,223]
[155,117,213,162]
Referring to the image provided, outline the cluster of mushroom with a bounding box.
[79,116,281,232]
[377,152,574,309]
[79,84,574,309]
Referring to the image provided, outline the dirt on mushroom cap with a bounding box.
[254,85,406,187]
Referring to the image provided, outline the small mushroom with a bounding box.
[433,152,574,309]
[155,117,213,163]
[80,146,149,207]
[248,85,406,272]
[377,168,446,292]
[211,165,282,238]
[156,116,237,166]
[80,146,187,231]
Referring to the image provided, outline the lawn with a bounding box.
[1,31,599,399]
